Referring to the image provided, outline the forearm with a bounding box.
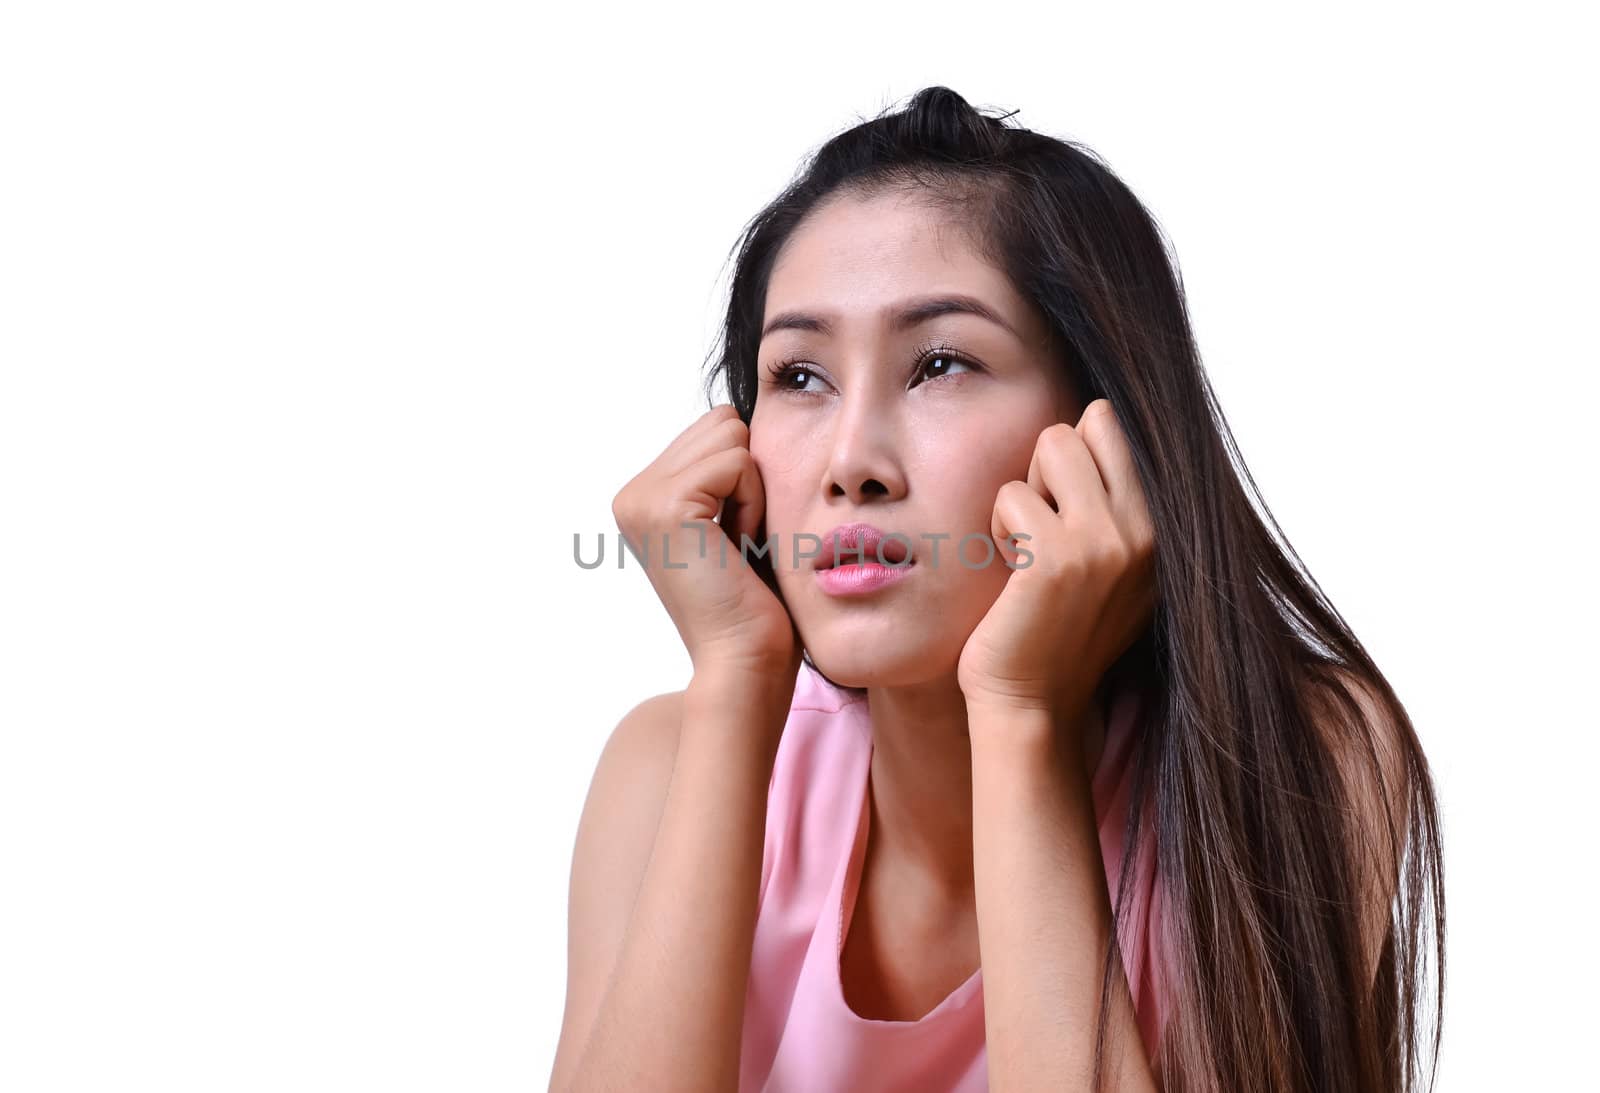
[562,673,792,1093]
[968,702,1158,1092]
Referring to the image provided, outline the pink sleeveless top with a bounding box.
[738,661,1171,1093]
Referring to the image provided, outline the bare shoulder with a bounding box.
[575,685,688,903]
[571,689,687,863]
[600,689,687,783]
[548,689,685,1092]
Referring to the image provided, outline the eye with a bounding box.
[762,343,982,396]
[767,359,822,394]
[913,345,980,386]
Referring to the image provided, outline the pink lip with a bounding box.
[814,522,912,571]
[815,560,915,597]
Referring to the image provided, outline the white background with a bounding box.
[2,3,1594,1089]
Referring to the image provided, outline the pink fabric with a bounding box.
[739,660,1171,1093]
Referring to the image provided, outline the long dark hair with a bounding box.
[699,86,1444,1093]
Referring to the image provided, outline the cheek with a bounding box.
[749,405,809,475]
[750,431,810,538]
[927,417,1039,509]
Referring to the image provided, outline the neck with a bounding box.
[863,674,1111,900]
[864,673,977,901]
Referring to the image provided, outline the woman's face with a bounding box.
[750,189,1084,688]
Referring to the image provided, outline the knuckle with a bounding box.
[996,479,1030,505]
[611,492,634,530]
[1041,421,1075,445]
[716,444,752,474]
[1079,399,1116,435]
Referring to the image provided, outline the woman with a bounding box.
[550,86,1444,1093]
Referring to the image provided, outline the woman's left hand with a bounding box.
[956,398,1160,726]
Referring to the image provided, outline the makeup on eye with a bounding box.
[762,341,985,394]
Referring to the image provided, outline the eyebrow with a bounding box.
[759,293,1021,342]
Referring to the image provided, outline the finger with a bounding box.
[1075,399,1155,547]
[666,412,748,479]
[990,478,1059,568]
[661,403,738,459]
[661,404,746,477]
[717,488,763,556]
[1025,442,1057,513]
[687,446,766,551]
[1029,420,1114,527]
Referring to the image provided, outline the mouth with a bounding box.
[814,522,914,570]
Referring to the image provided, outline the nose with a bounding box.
[821,391,908,504]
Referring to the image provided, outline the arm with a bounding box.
[968,699,1160,1093]
[548,669,795,1093]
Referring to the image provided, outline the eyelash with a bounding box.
[765,341,980,394]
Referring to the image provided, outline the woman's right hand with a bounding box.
[612,403,800,680]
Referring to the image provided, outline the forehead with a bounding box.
[763,190,1034,335]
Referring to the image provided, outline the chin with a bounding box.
[801,635,962,691]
